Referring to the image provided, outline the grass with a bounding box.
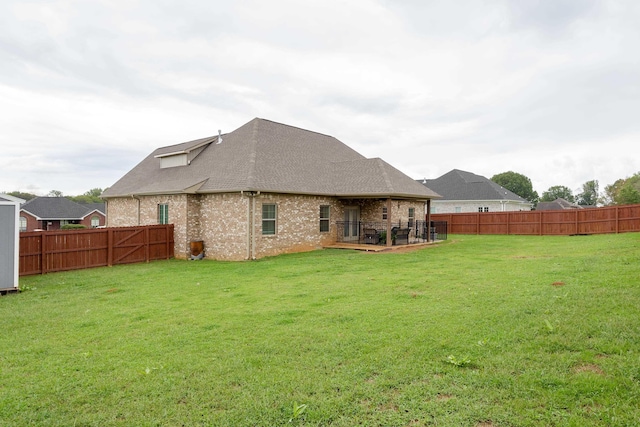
[1,234,639,426]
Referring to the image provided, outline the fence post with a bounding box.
[616,206,619,234]
[40,232,47,274]
[476,212,480,235]
[107,228,113,267]
[539,211,543,236]
[145,226,150,262]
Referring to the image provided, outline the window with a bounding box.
[91,216,100,228]
[319,205,330,232]
[382,206,388,220]
[262,204,277,235]
[158,204,169,224]
[484,207,489,212]
[408,207,415,227]
[19,216,26,232]
[455,207,461,213]
[478,207,489,212]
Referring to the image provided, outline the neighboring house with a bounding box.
[20,197,106,231]
[420,169,532,213]
[102,118,441,261]
[536,198,584,211]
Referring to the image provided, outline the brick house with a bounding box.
[102,118,441,261]
[20,197,106,231]
[421,169,532,213]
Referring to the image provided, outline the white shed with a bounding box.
[0,194,21,292]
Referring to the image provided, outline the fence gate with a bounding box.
[0,198,20,291]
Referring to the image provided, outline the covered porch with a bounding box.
[333,198,445,247]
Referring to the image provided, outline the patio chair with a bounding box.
[392,227,410,245]
[363,228,380,244]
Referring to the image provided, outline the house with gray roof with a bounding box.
[102,118,441,260]
[20,197,106,231]
[420,169,532,213]
[536,198,584,211]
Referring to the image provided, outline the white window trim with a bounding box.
[262,203,277,236]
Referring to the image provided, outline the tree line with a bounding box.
[3,188,105,204]
[5,172,640,209]
[491,171,640,208]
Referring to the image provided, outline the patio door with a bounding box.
[343,207,360,242]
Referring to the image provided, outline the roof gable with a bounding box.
[103,118,440,199]
[423,169,529,202]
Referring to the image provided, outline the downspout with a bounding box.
[426,199,432,242]
[244,191,260,260]
[252,192,260,260]
[244,191,250,260]
[386,198,392,247]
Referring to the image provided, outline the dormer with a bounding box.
[154,137,215,169]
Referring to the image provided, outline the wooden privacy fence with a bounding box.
[431,204,640,236]
[19,225,174,276]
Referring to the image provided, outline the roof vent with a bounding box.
[217,130,223,144]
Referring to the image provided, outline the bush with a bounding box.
[61,224,87,230]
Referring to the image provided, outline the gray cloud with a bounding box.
[1,0,639,197]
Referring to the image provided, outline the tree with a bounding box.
[540,186,575,203]
[618,183,640,205]
[6,191,37,201]
[603,172,640,205]
[48,190,64,197]
[491,171,539,204]
[576,180,599,206]
[602,179,625,206]
[68,188,104,204]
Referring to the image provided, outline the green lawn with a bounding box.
[1,234,640,426]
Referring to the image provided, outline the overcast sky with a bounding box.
[1,0,639,199]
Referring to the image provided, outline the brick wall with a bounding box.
[254,194,340,259]
[20,212,40,231]
[107,193,428,261]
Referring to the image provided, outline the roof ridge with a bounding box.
[255,117,337,139]
[245,119,259,189]
[375,158,395,193]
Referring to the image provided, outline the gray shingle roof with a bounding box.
[536,198,584,210]
[421,169,528,202]
[102,118,440,200]
[21,197,99,220]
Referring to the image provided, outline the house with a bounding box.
[101,118,441,260]
[536,198,584,211]
[420,169,532,213]
[20,197,106,231]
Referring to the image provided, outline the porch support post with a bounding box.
[426,199,432,242]
[386,198,392,247]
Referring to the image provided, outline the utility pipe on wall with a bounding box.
[243,191,260,260]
